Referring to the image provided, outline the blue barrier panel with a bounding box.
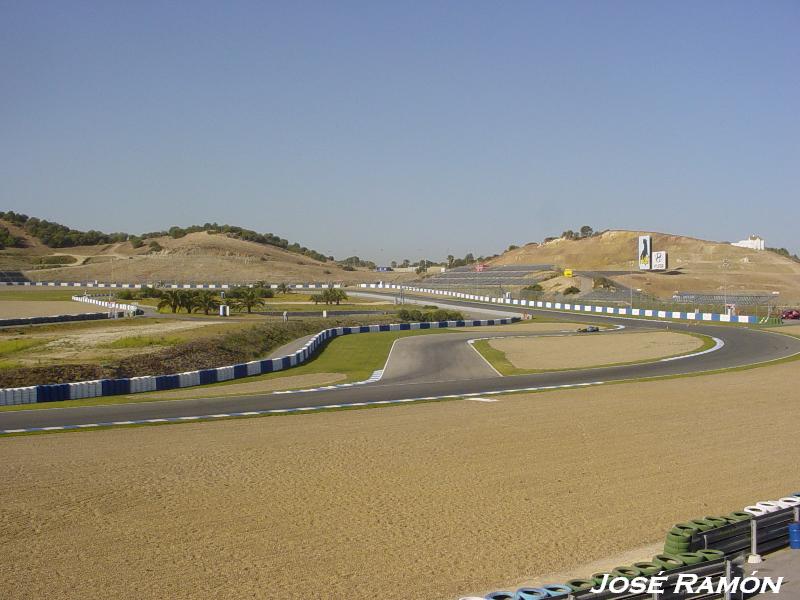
[233,364,248,379]
[419,322,430,329]
[359,326,370,333]
[282,356,291,369]
[199,369,217,385]
[455,321,466,327]
[438,321,448,328]
[33,385,46,402]
[101,379,112,396]
[155,375,175,391]
[114,379,131,395]
[379,324,390,332]
[399,323,411,330]
[343,327,353,334]
[260,359,273,373]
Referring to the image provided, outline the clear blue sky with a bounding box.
[1,1,797,262]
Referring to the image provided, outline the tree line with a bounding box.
[115,283,302,314]
[0,212,331,262]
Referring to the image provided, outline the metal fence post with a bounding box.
[747,518,762,563]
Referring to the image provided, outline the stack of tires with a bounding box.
[663,512,752,555]
[462,494,800,600]
[475,584,574,599]
[741,496,800,516]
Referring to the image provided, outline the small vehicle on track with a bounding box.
[781,309,800,320]
[577,325,600,333]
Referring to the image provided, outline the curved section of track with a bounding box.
[1,292,798,432]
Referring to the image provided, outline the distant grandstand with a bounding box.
[672,292,777,306]
[0,271,29,284]
[416,264,552,289]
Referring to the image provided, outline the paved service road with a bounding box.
[2,292,799,432]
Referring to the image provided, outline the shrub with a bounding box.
[36,255,76,265]
[397,308,465,322]
[563,286,580,295]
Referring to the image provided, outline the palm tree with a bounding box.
[157,290,183,313]
[179,290,199,314]
[310,293,324,305]
[276,283,292,295]
[193,290,220,315]
[232,288,265,313]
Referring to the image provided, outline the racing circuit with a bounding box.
[1,290,798,434]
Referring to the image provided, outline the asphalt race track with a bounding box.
[1,292,799,432]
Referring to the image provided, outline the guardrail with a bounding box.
[362,284,759,324]
[0,317,519,406]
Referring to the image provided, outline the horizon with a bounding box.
[2,2,798,261]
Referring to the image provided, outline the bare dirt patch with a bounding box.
[462,321,599,334]
[0,362,797,599]
[0,300,92,319]
[489,331,702,370]
[133,372,347,400]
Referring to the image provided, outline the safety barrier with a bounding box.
[0,317,519,406]
[469,492,800,600]
[71,294,139,313]
[0,280,343,289]
[362,284,759,324]
[0,312,111,328]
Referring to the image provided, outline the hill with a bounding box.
[0,219,412,284]
[490,230,800,301]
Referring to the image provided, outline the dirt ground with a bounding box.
[0,300,92,318]
[463,321,597,334]
[489,331,703,370]
[1,361,797,600]
[2,319,225,365]
[129,372,347,400]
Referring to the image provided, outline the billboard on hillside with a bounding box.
[638,235,652,270]
[652,251,668,271]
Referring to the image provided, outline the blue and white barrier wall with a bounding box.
[0,317,518,406]
[360,284,759,325]
[0,280,342,290]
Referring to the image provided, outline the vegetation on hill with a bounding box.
[0,211,331,262]
[0,211,127,247]
[767,247,800,263]
[0,226,24,249]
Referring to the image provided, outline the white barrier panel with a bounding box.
[246,361,261,376]
[216,366,234,381]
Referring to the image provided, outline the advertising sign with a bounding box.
[638,235,652,270]
[652,251,667,271]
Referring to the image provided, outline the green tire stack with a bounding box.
[663,512,751,554]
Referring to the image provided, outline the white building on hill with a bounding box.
[731,235,765,251]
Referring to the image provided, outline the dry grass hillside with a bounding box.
[0,224,413,284]
[492,230,800,301]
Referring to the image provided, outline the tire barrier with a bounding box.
[0,312,113,328]
[461,492,800,600]
[361,283,760,324]
[0,317,519,406]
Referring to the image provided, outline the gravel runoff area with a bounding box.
[488,331,704,370]
[1,360,797,600]
[0,300,96,318]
